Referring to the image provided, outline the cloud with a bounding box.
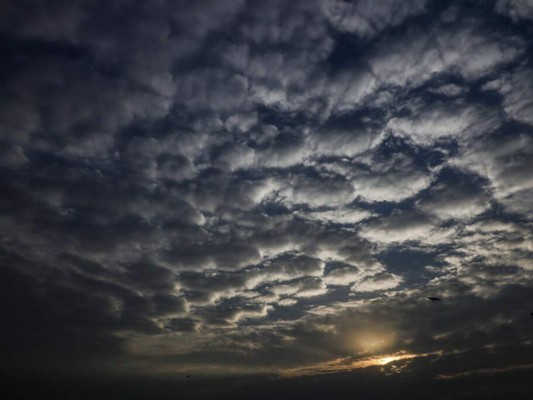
[346,149,432,202]
[273,172,356,208]
[323,263,361,285]
[201,302,273,325]
[416,171,491,220]
[269,276,328,298]
[452,128,533,214]
[296,208,371,225]
[495,0,533,21]
[367,17,524,87]
[263,252,325,279]
[1,1,532,391]
[387,98,501,146]
[351,271,403,292]
[359,210,454,244]
[322,0,428,38]
[427,83,467,97]
[491,66,533,126]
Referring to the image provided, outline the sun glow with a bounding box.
[352,331,396,353]
[281,351,432,377]
[377,356,399,365]
[351,352,421,369]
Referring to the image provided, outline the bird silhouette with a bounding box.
[427,297,441,302]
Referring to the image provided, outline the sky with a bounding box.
[1,0,533,399]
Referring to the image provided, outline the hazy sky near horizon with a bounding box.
[1,0,533,397]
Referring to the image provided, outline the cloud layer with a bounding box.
[1,0,532,393]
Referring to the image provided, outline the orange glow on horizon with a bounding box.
[281,351,431,377]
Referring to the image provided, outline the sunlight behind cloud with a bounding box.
[351,330,396,354]
[280,351,435,377]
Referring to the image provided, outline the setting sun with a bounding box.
[377,356,398,365]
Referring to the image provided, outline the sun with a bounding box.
[377,356,398,365]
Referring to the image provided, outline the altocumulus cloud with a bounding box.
[1,1,533,398]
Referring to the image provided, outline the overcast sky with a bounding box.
[1,0,533,398]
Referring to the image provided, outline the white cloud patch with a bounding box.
[351,271,403,292]
[368,19,523,87]
[322,0,428,38]
[492,67,533,126]
[388,99,501,145]
[269,277,328,298]
[323,264,362,285]
[273,173,356,208]
[297,208,371,225]
[360,210,456,244]
[453,131,533,214]
[351,153,431,202]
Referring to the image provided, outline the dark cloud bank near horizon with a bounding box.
[1,0,533,399]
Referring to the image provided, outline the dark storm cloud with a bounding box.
[1,1,533,397]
